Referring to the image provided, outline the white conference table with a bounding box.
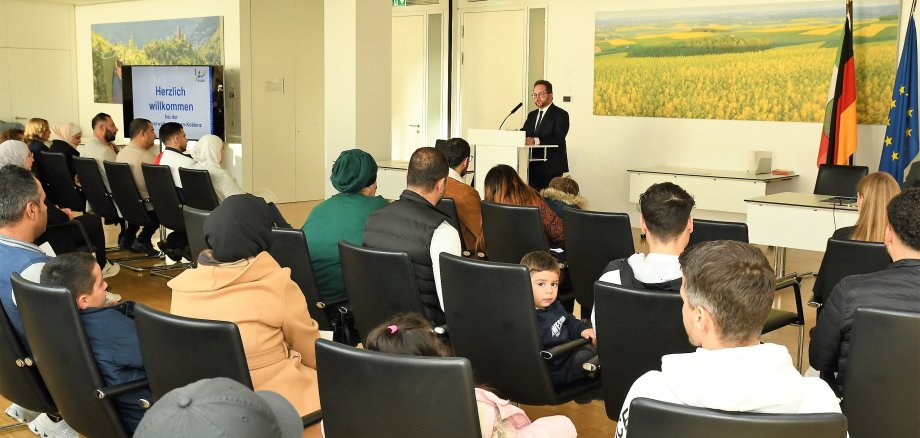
[745,192,858,275]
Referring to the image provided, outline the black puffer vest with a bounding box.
[601,258,682,292]
[364,190,451,324]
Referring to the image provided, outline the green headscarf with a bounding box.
[330,149,378,194]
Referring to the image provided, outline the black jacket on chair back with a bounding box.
[364,190,451,324]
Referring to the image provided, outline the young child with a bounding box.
[40,252,151,433]
[539,175,586,217]
[365,313,577,438]
[522,251,597,385]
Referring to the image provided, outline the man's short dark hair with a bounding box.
[406,147,448,192]
[679,240,776,343]
[887,187,920,251]
[128,118,151,139]
[0,165,40,227]
[534,79,553,93]
[91,113,112,130]
[158,122,184,143]
[40,252,96,300]
[435,138,471,169]
[640,182,695,241]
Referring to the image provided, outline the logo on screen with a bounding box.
[194,68,207,83]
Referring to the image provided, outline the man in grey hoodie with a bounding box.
[615,240,841,437]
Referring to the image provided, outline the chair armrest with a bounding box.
[540,338,590,360]
[433,324,448,335]
[94,378,148,399]
[302,409,323,428]
[316,297,349,310]
[774,275,805,324]
[582,355,600,372]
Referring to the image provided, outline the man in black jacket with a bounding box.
[521,79,569,191]
[809,187,920,395]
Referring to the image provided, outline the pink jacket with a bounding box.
[476,388,577,437]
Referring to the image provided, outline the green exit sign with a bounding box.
[393,0,407,5]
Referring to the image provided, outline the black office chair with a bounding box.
[436,197,468,255]
[563,208,635,319]
[480,201,547,263]
[179,168,221,211]
[0,291,56,430]
[11,274,147,438]
[315,339,479,438]
[626,398,848,438]
[338,241,431,341]
[687,218,749,249]
[811,238,890,309]
[843,308,919,438]
[440,253,599,405]
[813,164,868,197]
[73,156,123,229]
[592,281,695,418]
[269,228,338,331]
[182,206,210,264]
[142,163,192,277]
[39,151,86,211]
[134,303,252,403]
[36,218,95,257]
[104,161,164,271]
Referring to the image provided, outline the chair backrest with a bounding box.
[73,156,121,222]
[814,164,868,197]
[440,253,559,404]
[812,238,891,305]
[436,197,466,253]
[594,281,695,419]
[268,228,332,331]
[843,308,920,438]
[134,303,252,401]
[480,201,546,263]
[563,208,635,316]
[0,291,56,414]
[627,398,848,438]
[182,206,210,262]
[11,273,129,437]
[338,241,425,341]
[316,339,479,438]
[40,151,86,211]
[688,219,749,248]
[178,168,221,211]
[104,161,157,227]
[141,163,186,231]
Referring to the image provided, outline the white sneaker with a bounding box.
[101,262,120,279]
[4,403,39,423]
[105,291,122,303]
[28,413,77,438]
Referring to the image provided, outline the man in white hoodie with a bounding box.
[615,240,841,437]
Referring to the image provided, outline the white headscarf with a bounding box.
[49,122,82,146]
[0,140,29,168]
[191,134,224,167]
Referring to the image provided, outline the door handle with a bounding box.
[408,124,420,128]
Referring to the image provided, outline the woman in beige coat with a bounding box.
[168,194,320,437]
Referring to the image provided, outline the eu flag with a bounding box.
[880,15,920,184]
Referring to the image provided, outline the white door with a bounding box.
[460,10,526,137]
[392,15,426,161]
[9,49,76,125]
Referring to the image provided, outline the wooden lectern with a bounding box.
[467,129,556,196]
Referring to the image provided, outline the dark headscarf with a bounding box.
[330,149,378,194]
[204,194,273,262]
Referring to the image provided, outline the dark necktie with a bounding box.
[535,110,544,130]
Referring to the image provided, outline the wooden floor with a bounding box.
[0,201,826,437]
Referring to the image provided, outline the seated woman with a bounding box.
[540,175,586,217]
[831,172,900,241]
[483,164,565,248]
[168,194,321,438]
[302,149,387,307]
[48,122,83,179]
[0,140,120,282]
[23,118,50,184]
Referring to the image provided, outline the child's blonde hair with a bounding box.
[547,176,580,196]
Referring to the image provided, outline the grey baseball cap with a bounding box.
[133,377,302,438]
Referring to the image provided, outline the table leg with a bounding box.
[773,246,787,277]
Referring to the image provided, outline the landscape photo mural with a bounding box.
[593,0,899,124]
[91,16,223,104]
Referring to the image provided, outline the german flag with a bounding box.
[818,6,857,166]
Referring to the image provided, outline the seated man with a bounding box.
[434,137,484,254]
[114,118,161,255]
[810,187,920,395]
[80,112,119,183]
[363,147,462,326]
[40,253,151,433]
[154,122,194,189]
[593,182,693,329]
[615,240,842,437]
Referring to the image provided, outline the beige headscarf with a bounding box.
[0,140,30,168]
[49,122,82,146]
[190,134,224,167]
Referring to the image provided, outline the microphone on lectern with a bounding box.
[498,102,524,130]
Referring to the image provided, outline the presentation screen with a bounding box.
[122,65,224,140]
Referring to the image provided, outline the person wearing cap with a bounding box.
[302,149,387,305]
[168,195,322,438]
[134,377,304,438]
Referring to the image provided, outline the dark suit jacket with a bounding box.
[521,103,569,175]
[906,161,920,188]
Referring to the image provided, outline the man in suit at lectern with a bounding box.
[522,79,569,191]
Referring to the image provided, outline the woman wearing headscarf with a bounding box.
[0,140,121,282]
[301,149,387,306]
[168,194,321,438]
[22,118,50,184]
[48,122,83,179]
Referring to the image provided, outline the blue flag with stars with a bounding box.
[880,14,919,184]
